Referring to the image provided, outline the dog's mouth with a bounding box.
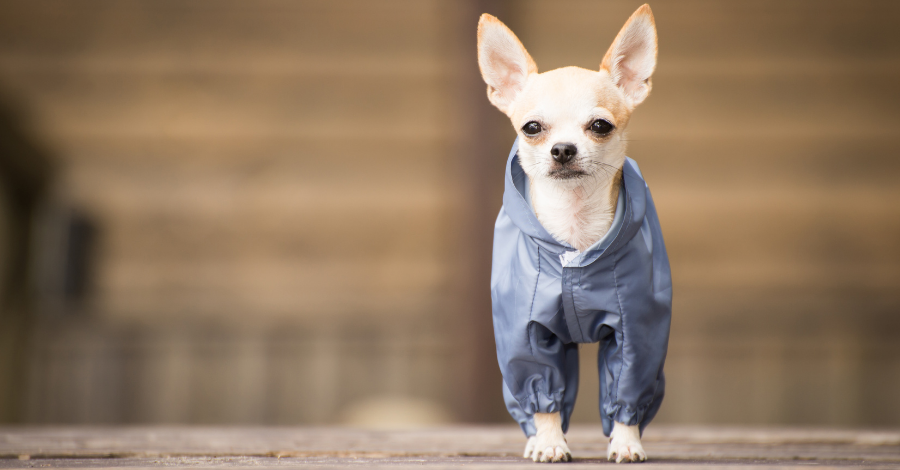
[549,167,588,179]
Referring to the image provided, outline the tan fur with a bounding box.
[601,4,658,106]
[477,14,538,114]
[477,5,659,462]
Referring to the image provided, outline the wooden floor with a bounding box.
[1,426,899,469]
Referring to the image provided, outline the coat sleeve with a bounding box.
[495,320,580,436]
[492,209,580,435]
[598,184,672,435]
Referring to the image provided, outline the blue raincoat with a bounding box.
[491,139,672,437]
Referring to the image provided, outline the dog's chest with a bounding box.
[530,185,616,252]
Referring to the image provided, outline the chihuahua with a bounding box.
[480,4,670,464]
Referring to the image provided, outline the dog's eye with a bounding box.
[522,121,542,136]
[589,119,614,135]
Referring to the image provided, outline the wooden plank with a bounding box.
[0,425,898,464]
[0,0,445,61]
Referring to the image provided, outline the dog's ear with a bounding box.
[477,14,537,115]
[601,4,657,107]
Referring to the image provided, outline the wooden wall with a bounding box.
[0,0,488,424]
[0,0,898,425]
[0,0,458,324]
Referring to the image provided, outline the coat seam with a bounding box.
[526,244,541,358]
[611,248,627,415]
[568,267,586,342]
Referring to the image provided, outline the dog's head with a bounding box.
[477,5,657,187]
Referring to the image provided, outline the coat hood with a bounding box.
[502,138,649,267]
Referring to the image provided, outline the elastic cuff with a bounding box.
[521,420,536,437]
[609,403,651,427]
[515,391,566,437]
[517,390,566,415]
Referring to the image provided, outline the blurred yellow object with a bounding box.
[339,396,454,429]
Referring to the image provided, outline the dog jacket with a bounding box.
[491,139,672,437]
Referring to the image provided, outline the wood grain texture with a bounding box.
[0,425,899,468]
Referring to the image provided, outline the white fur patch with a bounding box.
[525,412,571,463]
[607,422,647,463]
[529,170,621,252]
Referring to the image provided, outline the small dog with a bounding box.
[479,4,672,463]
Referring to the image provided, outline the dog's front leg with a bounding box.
[607,422,646,463]
[523,412,571,462]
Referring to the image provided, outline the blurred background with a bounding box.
[0,0,898,427]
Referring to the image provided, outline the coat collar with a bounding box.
[502,138,648,266]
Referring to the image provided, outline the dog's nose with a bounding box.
[550,142,577,164]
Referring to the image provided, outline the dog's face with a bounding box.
[477,5,657,188]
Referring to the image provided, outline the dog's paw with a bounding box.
[525,434,571,463]
[607,423,646,463]
[522,436,537,459]
[523,436,536,458]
